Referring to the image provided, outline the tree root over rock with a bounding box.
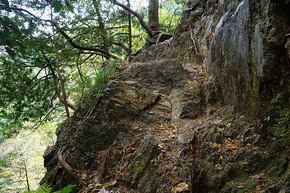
[53,149,85,188]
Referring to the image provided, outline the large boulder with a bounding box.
[207,0,290,112]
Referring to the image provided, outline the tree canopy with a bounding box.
[0,0,186,138]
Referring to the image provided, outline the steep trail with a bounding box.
[41,0,290,192]
[77,61,211,193]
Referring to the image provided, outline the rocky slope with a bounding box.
[41,0,290,192]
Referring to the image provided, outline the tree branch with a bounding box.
[112,41,130,54]
[113,0,160,37]
[9,6,119,60]
[51,8,71,119]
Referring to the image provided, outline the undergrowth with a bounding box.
[23,183,76,193]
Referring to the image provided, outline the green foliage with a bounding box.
[263,106,290,155]
[0,0,9,8]
[55,184,77,193]
[51,1,64,13]
[0,0,185,138]
[95,63,117,89]
[23,183,76,193]
[159,0,185,34]
[273,110,290,147]
[0,122,58,192]
[23,183,52,193]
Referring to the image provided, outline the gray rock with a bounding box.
[191,8,203,17]
[171,81,202,121]
[137,161,159,193]
[128,134,159,184]
[207,0,250,107]
[121,59,190,94]
[177,131,195,145]
[263,184,280,193]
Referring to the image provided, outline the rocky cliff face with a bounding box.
[41,0,290,192]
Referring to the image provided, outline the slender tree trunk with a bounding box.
[149,0,159,31]
[127,0,132,55]
[113,0,159,37]
[93,0,109,58]
[50,8,71,118]
[24,161,30,191]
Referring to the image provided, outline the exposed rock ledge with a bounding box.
[41,0,290,192]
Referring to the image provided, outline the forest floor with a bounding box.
[0,122,57,192]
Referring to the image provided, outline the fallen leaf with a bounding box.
[190,144,194,152]
[250,172,264,180]
[172,182,190,193]
[225,141,239,151]
[95,184,103,189]
[213,143,222,148]
[255,184,263,192]
[226,123,232,127]
[217,127,225,132]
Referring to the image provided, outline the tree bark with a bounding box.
[93,0,110,58]
[113,0,160,37]
[51,8,71,118]
[127,0,132,55]
[24,161,30,191]
[149,0,159,31]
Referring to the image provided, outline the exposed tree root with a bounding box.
[57,149,84,187]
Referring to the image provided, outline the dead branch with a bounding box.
[96,140,117,181]
[189,27,199,55]
[189,24,204,64]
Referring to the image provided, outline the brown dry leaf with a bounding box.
[172,182,190,193]
[217,127,225,132]
[213,119,223,125]
[225,141,239,151]
[209,142,222,149]
[190,144,194,152]
[109,169,115,175]
[226,123,232,127]
[255,185,262,193]
[250,172,264,180]
[224,138,231,144]
[80,170,87,180]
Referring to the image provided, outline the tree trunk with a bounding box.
[94,0,109,58]
[113,0,159,37]
[149,0,159,31]
[127,0,132,55]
